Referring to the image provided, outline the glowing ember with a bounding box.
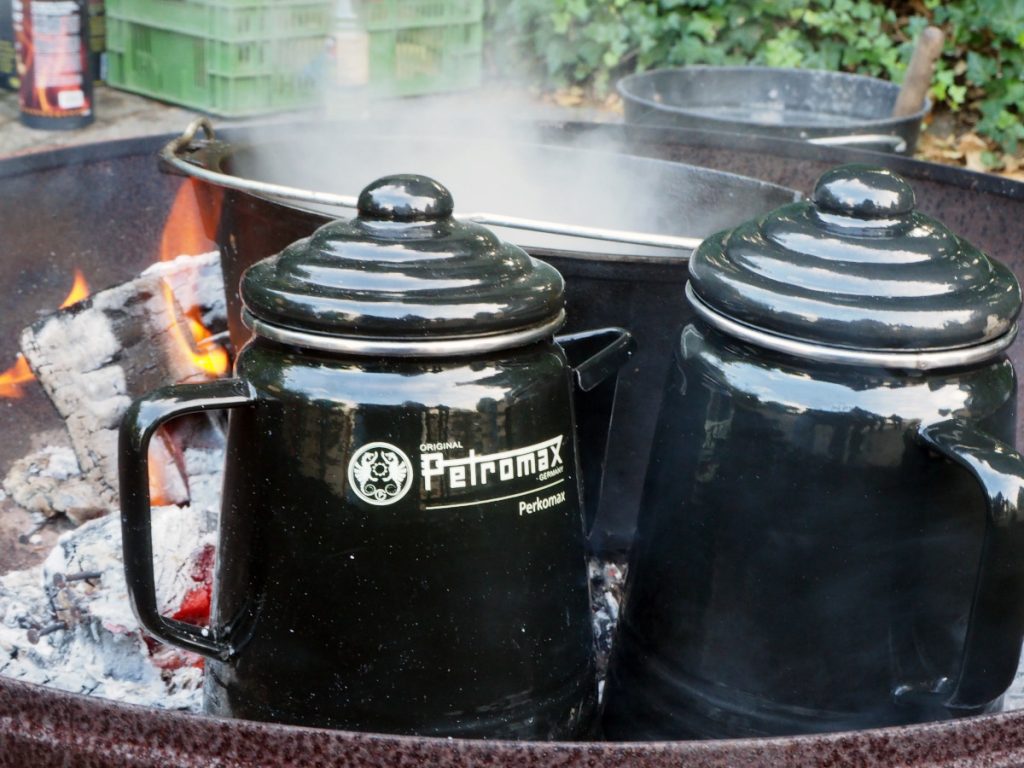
[0,271,92,399]
[158,180,229,378]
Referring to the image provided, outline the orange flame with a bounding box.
[59,270,90,308]
[148,180,227,502]
[149,449,175,507]
[158,180,229,378]
[0,271,92,399]
[0,355,35,399]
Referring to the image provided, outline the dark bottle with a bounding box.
[120,175,633,738]
[603,165,1024,739]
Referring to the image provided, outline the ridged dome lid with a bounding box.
[688,165,1021,355]
[241,175,565,347]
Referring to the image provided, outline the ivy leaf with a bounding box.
[551,11,571,35]
[686,14,718,43]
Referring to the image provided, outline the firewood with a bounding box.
[18,253,227,511]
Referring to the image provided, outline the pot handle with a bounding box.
[555,328,635,531]
[119,378,256,662]
[807,134,908,153]
[915,419,1024,710]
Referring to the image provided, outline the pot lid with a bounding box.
[688,164,1021,358]
[241,174,565,350]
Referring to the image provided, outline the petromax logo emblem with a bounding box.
[421,435,564,492]
[348,442,414,506]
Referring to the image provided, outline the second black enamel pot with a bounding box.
[602,165,1024,739]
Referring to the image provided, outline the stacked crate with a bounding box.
[360,0,483,97]
[105,0,333,116]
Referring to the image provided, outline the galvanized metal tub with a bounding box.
[618,66,930,154]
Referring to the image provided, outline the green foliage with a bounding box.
[928,0,1024,153]
[491,0,1024,154]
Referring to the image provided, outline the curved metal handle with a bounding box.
[807,134,908,154]
[556,328,635,532]
[119,378,256,661]
[160,119,701,252]
[915,419,1024,710]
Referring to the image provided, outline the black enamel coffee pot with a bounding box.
[603,165,1024,739]
[119,175,633,738]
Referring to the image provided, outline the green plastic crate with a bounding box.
[106,0,333,42]
[359,0,483,97]
[360,0,482,30]
[105,1,332,116]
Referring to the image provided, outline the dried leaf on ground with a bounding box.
[917,128,1023,180]
[552,86,585,107]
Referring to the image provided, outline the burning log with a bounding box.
[17,253,230,511]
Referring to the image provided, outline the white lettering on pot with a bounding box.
[420,435,564,492]
[518,490,568,516]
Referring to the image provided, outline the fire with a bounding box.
[158,180,229,378]
[57,269,91,308]
[161,281,230,377]
[0,355,35,399]
[0,270,92,399]
[149,448,176,507]
[59,270,90,308]
[147,179,227,503]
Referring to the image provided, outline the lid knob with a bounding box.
[812,165,915,219]
[357,174,455,221]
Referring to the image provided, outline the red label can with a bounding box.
[13,0,94,129]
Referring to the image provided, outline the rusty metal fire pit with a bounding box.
[3,125,1024,767]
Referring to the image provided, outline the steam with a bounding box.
[228,90,797,257]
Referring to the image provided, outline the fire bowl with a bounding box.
[3,124,1024,767]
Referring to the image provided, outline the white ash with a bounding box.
[180,446,228,509]
[589,556,626,691]
[3,445,106,525]
[0,445,224,710]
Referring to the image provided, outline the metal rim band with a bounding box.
[242,309,566,357]
[685,283,1017,370]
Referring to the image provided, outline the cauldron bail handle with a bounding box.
[555,328,635,534]
[807,134,908,153]
[914,419,1024,710]
[119,379,256,661]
